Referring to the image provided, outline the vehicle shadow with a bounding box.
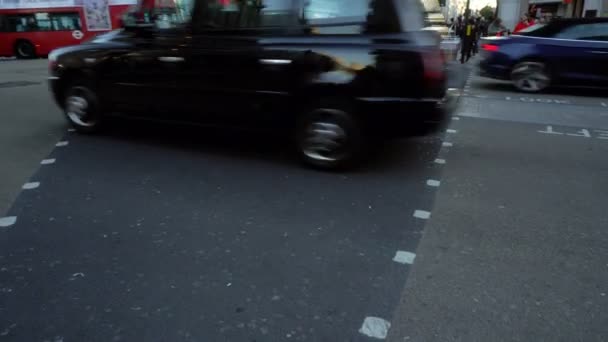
[98,118,441,174]
[475,79,608,98]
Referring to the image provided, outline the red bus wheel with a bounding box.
[14,40,36,59]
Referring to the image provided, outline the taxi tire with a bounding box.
[63,81,103,134]
[296,100,368,170]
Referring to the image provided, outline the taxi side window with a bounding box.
[191,0,298,31]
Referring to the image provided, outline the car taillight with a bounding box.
[48,59,58,73]
[422,50,445,85]
[482,44,499,52]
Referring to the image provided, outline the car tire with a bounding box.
[511,61,551,93]
[14,40,36,59]
[296,101,367,170]
[63,82,103,133]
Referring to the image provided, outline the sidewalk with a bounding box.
[388,115,608,341]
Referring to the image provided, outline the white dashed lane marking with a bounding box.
[446,129,458,134]
[68,128,76,132]
[442,142,453,147]
[426,179,441,187]
[359,316,391,339]
[413,210,431,219]
[452,116,460,120]
[40,158,56,165]
[22,182,40,190]
[434,158,446,164]
[56,141,69,147]
[393,251,416,265]
[0,216,17,228]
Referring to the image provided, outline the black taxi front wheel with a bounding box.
[63,83,103,133]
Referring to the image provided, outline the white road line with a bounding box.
[566,129,591,138]
[413,210,431,219]
[40,159,56,165]
[442,142,453,147]
[359,317,391,339]
[538,126,563,135]
[446,129,458,134]
[602,102,607,107]
[0,216,17,227]
[452,116,460,120]
[56,141,69,147]
[393,251,416,265]
[426,179,441,187]
[22,182,40,190]
[68,128,76,132]
[434,158,446,164]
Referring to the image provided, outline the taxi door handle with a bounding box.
[158,56,185,62]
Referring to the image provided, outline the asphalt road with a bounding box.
[0,60,446,341]
[1,58,608,341]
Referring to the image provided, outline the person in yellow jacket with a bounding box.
[460,17,477,64]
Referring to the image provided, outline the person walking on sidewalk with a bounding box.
[460,17,477,64]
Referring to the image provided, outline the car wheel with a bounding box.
[63,83,102,133]
[14,40,36,59]
[511,61,551,93]
[296,104,366,170]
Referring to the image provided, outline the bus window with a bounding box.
[0,14,7,32]
[50,13,82,31]
[34,13,53,31]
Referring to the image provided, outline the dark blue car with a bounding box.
[479,18,608,92]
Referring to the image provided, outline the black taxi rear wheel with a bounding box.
[296,102,368,170]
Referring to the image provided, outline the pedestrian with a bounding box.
[455,15,464,37]
[460,17,476,63]
[513,14,532,33]
[472,17,482,54]
[488,17,506,36]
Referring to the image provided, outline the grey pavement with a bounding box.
[388,72,608,341]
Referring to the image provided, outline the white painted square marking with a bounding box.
[393,251,416,265]
[56,141,69,147]
[0,216,17,227]
[359,316,391,339]
[22,182,40,190]
[426,179,441,187]
[434,158,446,164]
[442,142,453,147]
[446,129,458,134]
[538,125,562,135]
[40,159,56,165]
[413,210,431,219]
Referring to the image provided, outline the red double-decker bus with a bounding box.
[0,0,137,58]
